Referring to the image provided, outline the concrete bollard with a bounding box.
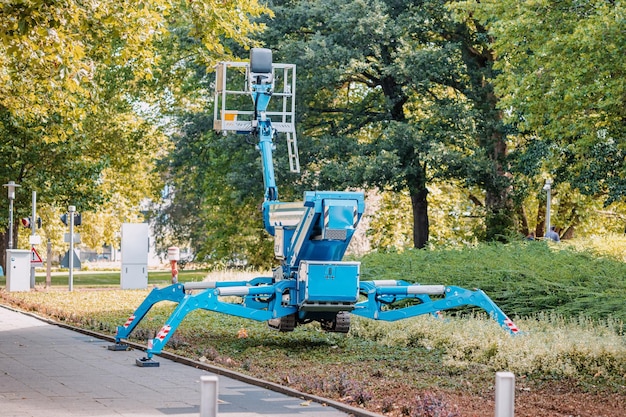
[200,375,219,417]
[495,371,515,417]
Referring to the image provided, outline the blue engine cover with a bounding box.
[297,261,360,306]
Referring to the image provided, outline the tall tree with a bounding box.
[0,1,171,266]
[0,1,273,267]
[261,0,515,247]
[458,0,626,206]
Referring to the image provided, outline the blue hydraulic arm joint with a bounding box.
[253,91,277,203]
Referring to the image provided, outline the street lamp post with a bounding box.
[3,181,20,250]
[68,205,76,292]
[543,178,553,237]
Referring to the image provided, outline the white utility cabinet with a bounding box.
[6,249,30,292]
[120,223,149,289]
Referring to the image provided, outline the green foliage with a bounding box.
[0,1,273,260]
[350,314,626,388]
[151,113,276,269]
[0,89,167,255]
[0,0,168,128]
[0,0,271,127]
[151,0,625,261]
[456,0,626,205]
[367,182,485,252]
[367,191,414,251]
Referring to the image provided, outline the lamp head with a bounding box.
[3,181,20,200]
[542,178,552,191]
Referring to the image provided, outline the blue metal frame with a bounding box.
[354,280,519,335]
[115,276,518,360]
[116,278,298,360]
[109,48,520,365]
[145,280,297,359]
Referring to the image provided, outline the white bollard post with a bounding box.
[495,371,515,417]
[200,375,219,417]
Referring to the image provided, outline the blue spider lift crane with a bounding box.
[108,48,520,367]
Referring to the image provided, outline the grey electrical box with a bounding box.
[120,223,149,289]
[6,249,30,292]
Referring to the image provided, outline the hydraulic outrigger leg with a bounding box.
[353,280,520,334]
[108,278,298,367]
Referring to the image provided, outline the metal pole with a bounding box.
[199,375,218,417]
[46,239,52,288]
[546,188,551,236]
[8,197,14,249]
[68,205,75,292]
[168,246,180,284]
[495,371,515,417]
[30,191,36,288]
[4,181,20,250]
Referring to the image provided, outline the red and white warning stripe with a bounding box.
[123,315,135,328]
[504,318,519,334]
[155,325,171,341]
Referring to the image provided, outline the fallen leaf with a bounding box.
[237,327,248,338]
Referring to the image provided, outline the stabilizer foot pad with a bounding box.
[136,357,160,367]
[107,343,130,351]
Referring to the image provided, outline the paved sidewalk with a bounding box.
[0,305,359,417]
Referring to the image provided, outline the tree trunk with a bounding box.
[484,190,515,242]
[483,135,514,240]
[0,226,17,274]
[410,187,429,249]
[0,231,7,275]
[482,122,515,241]
[458,24,515,242]
[517,205,530,236]
[535,203,546,238]
[561,226,575,240]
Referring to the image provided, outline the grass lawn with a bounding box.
[0,269,211,288]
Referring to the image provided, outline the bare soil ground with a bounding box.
[193,347,626,417]
[448,388,626,417]
[288,376,626,417]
